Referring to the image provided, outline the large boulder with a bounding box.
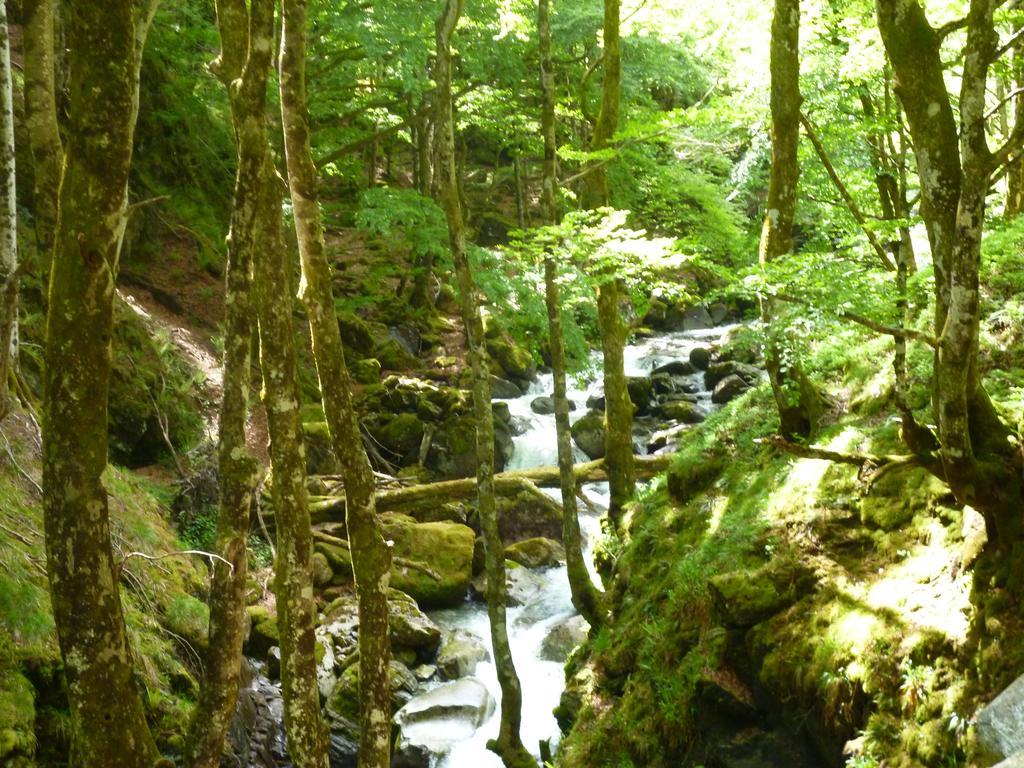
[652,360,696,377]
[367,413,424,463]
[689,346,712,370]
[705,360,761,389]
[860,467,951,531]
[323,589,442,658]
[541,615,589,662]
[486,337,536,382]
[626,376,654,415]
[425,413,513,480]
[571,412,606,460]
[326,659,419,729]
[712,374,750,404]
[656,399,707,424]
[393,678,496,760]
[380,513,475,607]
[436,630,490,679]
[978,676,1024,762]
[531,396,556,415]
[505,537,566,569]
[490,375,523,399]
[496,487,562,544]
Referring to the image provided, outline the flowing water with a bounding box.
[428,325,736,767]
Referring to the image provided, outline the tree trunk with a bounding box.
[280,2,392,766]
[584,0,634,520]
[435,2,534,766]
[0,0,17,419]
[1007,25,1024,218]
[186,1,273,765]
[22,0,63,269]
[41,2,160,765]
[538,0,604,627]
[759,0,822,440]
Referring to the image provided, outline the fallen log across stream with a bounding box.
[261,455,672,529]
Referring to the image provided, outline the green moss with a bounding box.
[0,669,35,761]
[379,513,475,607]
[486,336,536,381]
[163,596,209,653]
[859,468,952,531]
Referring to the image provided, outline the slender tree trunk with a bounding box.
[185,1,273,764]
[41,2,160,765]
[256,156,325,768]
[280,2,392,766]
[538,0,604,627]
[583,0,634,519]
[1007,25,1024,218]
[759,0,822,440]
[436,2,534,765]
[22,0,63,270]
[0,0,16,419]
[513,152,525,227]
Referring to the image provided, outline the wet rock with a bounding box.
[471,563,547,606]
[509,414,533,436]
[656,399,707,424]
[650,372,676,395]
[709,559,817,628]
[647,423,690,454]
[586,393,605,411]
[312,552,334,588]
[571,411,606,460]
[541,615,589,662]
[327,660,419,729]
[627,376,655,415]
[712,728,817,768]
[436,629,490,679]
[328,731,358,768]
[413,664,437,682]
[709,302,730,324]
[705,360,761,389]
[393,678,496,760]
[690,345,712,370]
[652,360,696,377]
[977,674,1024,761]
[505,537,566,568]
[388,590,443,654]
[994,754,1024,768]
[531,396,556,415]
[380,513,475,607]
[496,486,563,543]
[265,646,282,680]
[490,375,524,399]
[712,374,750,404]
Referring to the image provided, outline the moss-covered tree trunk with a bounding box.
[436,2,534,766]
[538,0,604,628]
[0,0,17,419]
[22,0,63,267]
[41,2,160,765]
[759,0,822,440]
[583,0,634,521]
[185,2,272,765]
[874,0,1023,546]
[280,2,391,766]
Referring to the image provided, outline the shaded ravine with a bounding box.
[426,325,735,766]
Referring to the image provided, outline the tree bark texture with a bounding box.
[0,0,17,418]
[41,2,160,765]
[875,0,1023,544]
[280,2,391,766]
[435,2,534,766]
[759,0,821,440]
[186,2,272,765]
[22,0,63,266]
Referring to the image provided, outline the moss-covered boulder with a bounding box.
[369,413,425,462]
[571,411,606,460]
[487,336,536,382]
[303,421,340,475]
[245,605,279,657]
[496,487,563,544]
[656,399,707,424]
[388,589,443,654]
[708,559,817,628]
[626,377,654,415]
[326,658,419,725]
[315,539,354,583]
[375,338,420,371]
[436,629,490,679]
[666,451,726,502]
[337,311,381,358]
[860,467,952,531]
[0,670,35,765]
[505,537,566,568]
[704,360,761,389]
[380,513,475,607]
[312,552,334,588]
[351,357,382,384]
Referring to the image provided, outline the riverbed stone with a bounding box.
[505,537,566,568]
[437,629,490,679]
[496,486,563,543]
[586,393,605,411]
[541,615,589,662]
[531,396,556,415]
[571,411,606,460]
[652,360,696,377]
[487,337,536,381]
[380,513,475,607]
[311,551,334,588]
[656,399,707,424]
[690,345,712,370]
[627,376,655,414]
[705,360,761,389]
[393,678,496,759]
[490,375,524,399]
[977,674,1024,760]
[712,374,750,404]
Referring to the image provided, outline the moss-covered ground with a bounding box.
[558,318,1024,768]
